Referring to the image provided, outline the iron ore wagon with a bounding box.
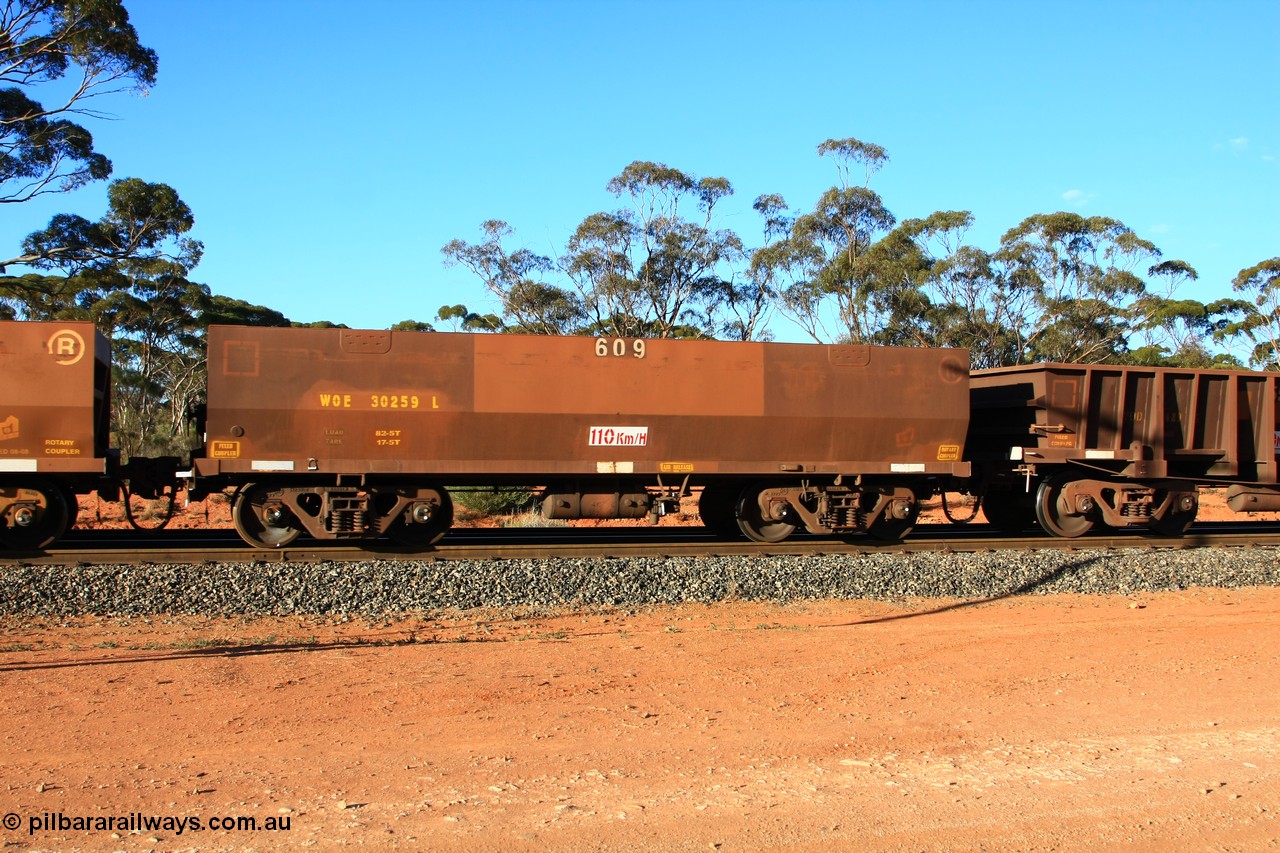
[6,318,1280,551]
[0,320,172,548]
[193,326,973,547]
[968,363,1280,537]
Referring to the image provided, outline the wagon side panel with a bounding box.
[970,363,1279,485]
[200,327,971,480]
[0,321,109,475]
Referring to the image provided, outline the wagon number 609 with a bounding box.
[594,338,646,359]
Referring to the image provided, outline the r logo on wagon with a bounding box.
[588,426,649,447]
[47,329,86,366]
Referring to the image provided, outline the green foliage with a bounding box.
[430,135,1252,367]
[442,220,580,334]
[817,138,889,187]
[0,272,91,319]
[7,178,201,273]
[435,303,502,332]
[451,487,537,517]
[443,161,765,340]
[1214,258,1280,370]
[750,138,1243,368]
[994,212,1160,364]
[391,319,435,332]
[565,161,748,338]
[0,0,157,205]
[765,138,901,343]
[202,295,291,327]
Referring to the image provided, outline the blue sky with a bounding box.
[7,0,1278,341]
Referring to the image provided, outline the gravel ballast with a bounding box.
[3,548,1279,617]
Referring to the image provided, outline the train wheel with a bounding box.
[1034,475,1095,538]
[233,483,302,548]
[386,488,453,547]
[60,486,79,533]
[0,480,70,549]
[1152,492,1198,537]
[698,487,741,538]
[981,488,1037,533]
[735,486,796,543]
[865,489,919,542]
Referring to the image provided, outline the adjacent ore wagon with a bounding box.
[968,363,1280,537]
[0,321,109,547]
[195,326,972,547]
[0,321,173,547]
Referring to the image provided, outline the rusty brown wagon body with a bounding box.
[195,326,972,547]
[0,321,111,547]
[968,363,1280,536]
[9,314,1280,551]
[0,320,181,549]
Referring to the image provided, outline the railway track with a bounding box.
[7,521,1280,566]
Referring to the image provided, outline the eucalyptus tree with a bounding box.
[1121,261,1239,367]
[5,178,206,457]
[714,193,789,343]
[766,138,898,344]
[563,160,745,339]
[1,0,156,205]
[995,212,1175,364]
[4,176,198,275]
[921,238,1038,369]
[92,265,208,457]
[390,319,435,332]
[432,303,502,332]
[0,270,85,318]
[200,294,290,328]
[862,210,1034,367]
[86,190,203,457]
[442,220,583,335]
[443,162,761,341]
[1215,257,1280,370]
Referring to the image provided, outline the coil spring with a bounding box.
[327,510,366,532]
[326,497,367,532]
[823,498,864,530]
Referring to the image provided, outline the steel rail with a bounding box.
[4,522,1280,566]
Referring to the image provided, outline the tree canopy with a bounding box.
[1,0,157,204]
[441,137,1266,373]
[444,161,768,340]
[1216,258,1280,370]
[439,139,1257,373]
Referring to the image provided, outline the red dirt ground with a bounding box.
[3,488,1275,850]
[2,588,1278,851]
